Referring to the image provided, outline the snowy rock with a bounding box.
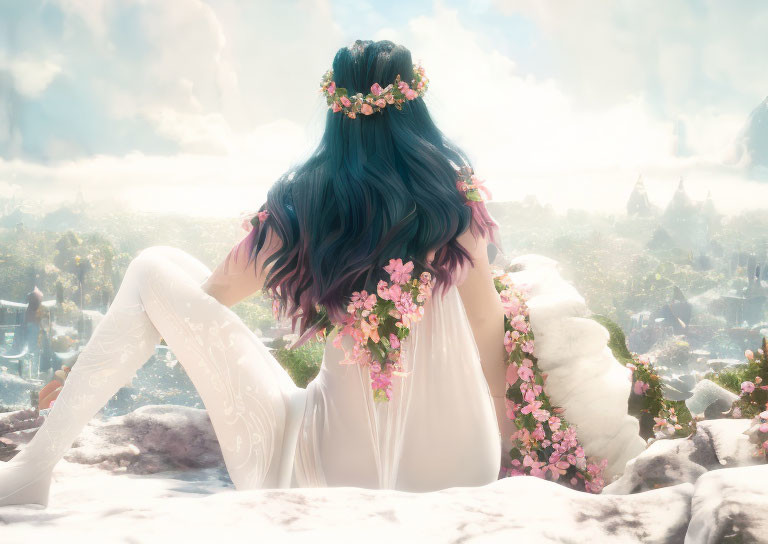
[661,374,696,401]
[63,404,225,474]
[603,419,759,494]
[697,419,763,467]
[0,460,693,543]
[685,379,739,418]
[686,464,768,544]
[0,373,37,410]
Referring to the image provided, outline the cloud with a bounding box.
[1,0,766,218]
[0,57,62,97]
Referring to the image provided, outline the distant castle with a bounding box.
[629,176,720,253]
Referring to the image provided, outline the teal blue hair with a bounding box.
[240,40,499,343]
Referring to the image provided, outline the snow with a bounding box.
[1,406,766,542]
[0,460,693,544]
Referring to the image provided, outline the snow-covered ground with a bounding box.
[1,405,766,543]
[0,460,694,544]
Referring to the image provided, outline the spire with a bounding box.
[627,174,651,216]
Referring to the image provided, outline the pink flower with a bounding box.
[384,258,414,284]
[398,80,410,93]
[523,388,536,403]
[503,331,517,354]
[360,319,379,343]
[327,81,336,95]
[377,280,390,300]
[350,290,369,309]
[361,103,374,115]
[510,315,529,333]
[404,89,418,100]
[517,359,535,382]
[370,82,383,96]
[521,400,543,415]
[506,363,519,386]
[385,93,394,104]
[389,333,400,350]
[548,416,561,431]
[523,454,546,478]
[332,102,342,112]
[375,98,387,108]
[742,381,756,394]
[746,350,755,360]
[633,380,650,396]
[505,399,520,420]
[521,340,535,354]
[340,96,351,107]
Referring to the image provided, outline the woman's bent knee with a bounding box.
[126,246,176,284]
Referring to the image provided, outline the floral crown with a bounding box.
[319,63,429,119]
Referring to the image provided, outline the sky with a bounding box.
[1,0,767,218]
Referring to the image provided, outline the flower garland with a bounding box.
[455,166,491,202]
[625,354,694,439]
[493,270,608,493]
[319,64,429,119]
[728,340,768,459]
[332,258,435,402]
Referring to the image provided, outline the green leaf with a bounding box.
[465,189,483,202]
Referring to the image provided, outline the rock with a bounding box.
[698,419,763,467]
[686,464,768,543]
[685,379,739,417]
[706,358,745,372]
[62,404,225,474]
[603,419,760,495]
[0,460,693,543]
[661,374,696,401]
[0,373,37,410]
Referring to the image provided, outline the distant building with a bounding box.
[627,176,652,216]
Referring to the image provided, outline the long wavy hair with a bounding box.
[236,40,500,345]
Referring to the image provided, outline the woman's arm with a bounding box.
[202,225,282,308]
[455,227,516,466]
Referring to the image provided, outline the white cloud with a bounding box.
[0,57,62,97]
[1,0,766,218]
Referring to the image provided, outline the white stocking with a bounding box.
[0,246,305,507]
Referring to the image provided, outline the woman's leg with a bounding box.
[131,246,301,491]
[0,246,301,507]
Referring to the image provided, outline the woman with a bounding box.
[0,40,640,507]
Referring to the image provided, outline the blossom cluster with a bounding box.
[332,258,435,402]
[624,352,694,439]
[455,166,491,203]
[493,269,607,494]
[727,340,768,458]
[319,64,428,119]
[745,405,768,460]
[725,341,768,421]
